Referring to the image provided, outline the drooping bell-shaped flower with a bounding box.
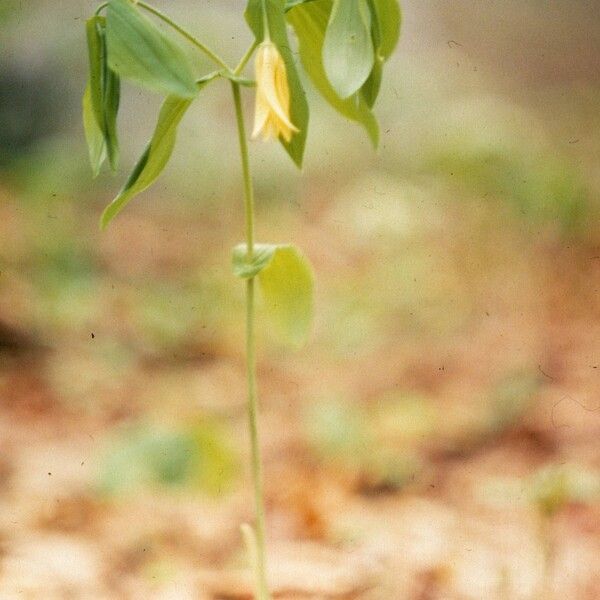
[251,40,299,143]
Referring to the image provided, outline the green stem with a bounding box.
[95,2,109,15]
[96,1,231,71]
[258,0,271,41]
[234,40,259,77]
[231,81,270,600]
[137,1,230,70]
[233,84,256,254]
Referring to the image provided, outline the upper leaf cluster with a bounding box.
[83,0,401,228]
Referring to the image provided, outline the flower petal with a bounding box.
[252,41,299,142]
[252,88,271,139]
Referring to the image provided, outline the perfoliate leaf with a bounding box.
[370,0,401,59]
[360,0,401,106]
[221,72,256,87]
[85,16,106,130]
[245,0,309,167]
[322,0,374,99]
[82,84,106,178]
[285,0,317,9]
[196,71,223,86]
[361,55,382,108]
[103,67,121,170]
[287,0,379,146]
[100,95,192,229]
[232,243,277,279]
[194,70,255,87]
[84,14,120,172]
[258,245,314,347]
[233,243,315,346]
[106,0,198,98]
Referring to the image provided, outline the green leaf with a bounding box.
[245,0,309,167]
[232,243,277,279]
[360,0,401,106]
[322,0,374,99]
[258,245,314,347]
[82,84,106,178]
[287,0,379,146]
[84,14,120,172]
[192,70,254,87]
[221,72,256,87]
[103,66,121,170]
[85,15,106,130]
[106,0,198,98]
[100,95,192,229]
[233,243,315,345]
[361,55,382,108]
[370,0,401,59]
[285,0,318,9]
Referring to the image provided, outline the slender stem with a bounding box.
[231,81,270,600]
[261,0,271,41]
[233,83,256,254]
[95,1,231,72]
[95,2,109,15]
[234,40,259,77]
[137,1,230,70]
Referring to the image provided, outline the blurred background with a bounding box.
[1,0,600,598]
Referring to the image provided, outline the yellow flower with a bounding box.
[251,40,299,143]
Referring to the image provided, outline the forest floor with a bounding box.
[1,183,600,599]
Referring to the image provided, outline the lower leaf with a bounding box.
[232,243,315,347]
[258,245,314,348]
[232,243,277,279]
